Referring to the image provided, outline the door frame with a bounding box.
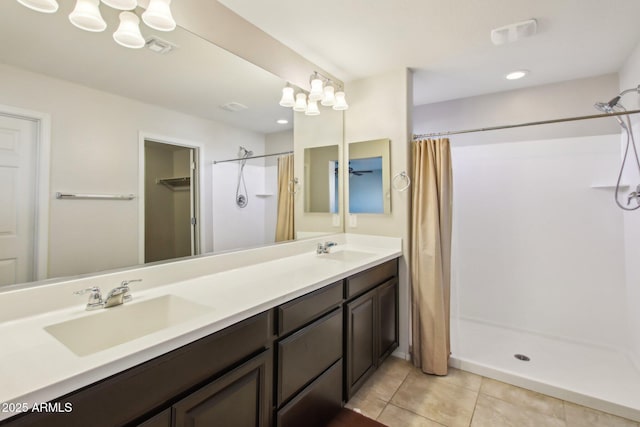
[0,103,51,282]
[138,132,205,264]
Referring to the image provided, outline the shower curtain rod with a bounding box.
[412,109,640,139]
[212,150,294,164]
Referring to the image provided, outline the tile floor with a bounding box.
[345,356,640,427]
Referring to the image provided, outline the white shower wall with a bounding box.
[451,134,627,350]
[212,162,278,252]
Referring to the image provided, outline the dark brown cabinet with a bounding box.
[1,257,399,427]
[344,260,399,400]
[173,349,272,427]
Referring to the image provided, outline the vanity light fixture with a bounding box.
[69,0,107,32]
[142,0,176,32]
[293,93,308,112]
[16,0,177,49]
[16,0,58,13]
[279,71,348,116]
[113,11,145,48]
[505,70,529,80]
[321,84,336,107]
[305,99,320,116]
[333,91,349,110]
[308,72,324,102]
[279,84,296,107]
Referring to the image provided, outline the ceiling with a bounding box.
[0,1,292,134]
[218,0,640,106]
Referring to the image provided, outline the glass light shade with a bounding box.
[16,0,59,13]
[113,11,145,48]
[142,0,175,31]
[333,91,349,110]
[321,85,335,107]
[293,93,307,112]
[69,0,107,32]
[305,100,320,116]
[101,0,137,10]
[308,77,324,102]
[279,86,295,107]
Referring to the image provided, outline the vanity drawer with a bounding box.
[345,258,398,299]
[276,359,343,427]
[277,307,342,406]
[277,280,343,336]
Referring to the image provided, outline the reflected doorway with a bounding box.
[143,140,200,263]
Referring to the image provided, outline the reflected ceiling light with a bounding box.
[505,70,528,80]
[308,73,324,102]
[16,0,59,13]
[279,85,296,107]
[142,0,176,31]
[101,0,136,10]
[321,85,335,107]
[113,11,145,48]
[276,119,289,125]
[69,0,107,32]
[305,100,320,116]
[293,93,307,112]
[333,91,349,110]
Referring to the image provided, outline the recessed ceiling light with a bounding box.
[276,119,289,124]
[505,70,529,80]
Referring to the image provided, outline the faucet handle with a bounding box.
[120,279,142,287]
[74,286,103,310]
[120,279,142,302]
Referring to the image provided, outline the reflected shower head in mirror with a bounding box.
[239,146,253,158]
[594,96,625,128]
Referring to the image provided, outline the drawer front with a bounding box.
[346,258,398,299]
[277,307,343,406]
[276,359,343,427]
[278,280,343,336]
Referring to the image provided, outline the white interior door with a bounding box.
[0,115,37,286]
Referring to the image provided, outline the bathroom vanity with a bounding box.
[0,234,401,427]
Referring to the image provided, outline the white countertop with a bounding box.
[0,234,401,421]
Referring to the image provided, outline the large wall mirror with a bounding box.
[0,1,343,289]
[347,138,391,214]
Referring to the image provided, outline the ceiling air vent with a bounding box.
[219,102,248,112]
[145,36,178,54]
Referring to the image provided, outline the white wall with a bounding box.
[619,40,640,370]
[414,74,621,145]
[451,135,627,349]
[0,63,265,280]
[344,68,413,358]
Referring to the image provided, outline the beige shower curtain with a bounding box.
[275,154,295,242]
[410,138,453,375]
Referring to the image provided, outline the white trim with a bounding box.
[0,103,51,281]
[137,132,206,264]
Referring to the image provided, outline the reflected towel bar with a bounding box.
[55,192,136,200]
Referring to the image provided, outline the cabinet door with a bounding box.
[173,349,272,427]
[377,278,399,364]
[345,288,376,399]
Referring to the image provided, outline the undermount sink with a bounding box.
[44,295,213,357]
[317,249,376,263]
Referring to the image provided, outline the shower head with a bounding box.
[239,146,253,158]
[594,96,621,113]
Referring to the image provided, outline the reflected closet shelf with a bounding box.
[156,177,190,191]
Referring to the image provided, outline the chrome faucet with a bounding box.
[74,279,142,311]
[316,241,338,254]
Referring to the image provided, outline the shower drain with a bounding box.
[514,354,531,361]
